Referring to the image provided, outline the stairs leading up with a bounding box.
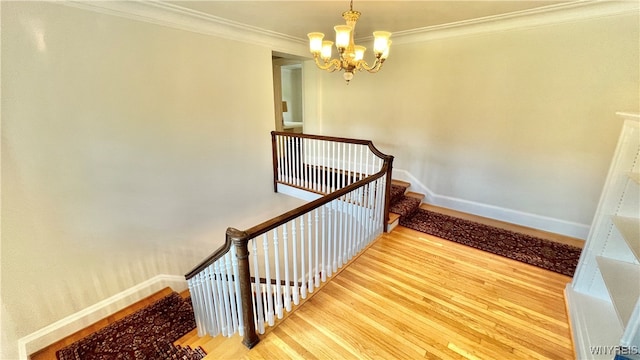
[388,180,425,231]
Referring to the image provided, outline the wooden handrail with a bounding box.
[187,133,392,280]
[185,160,390,280]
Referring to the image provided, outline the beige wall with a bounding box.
[304,13,639,234]
[0,2,305,358]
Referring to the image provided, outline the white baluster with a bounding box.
[357,184,365,252]
[251,239,265,334]
[220,254,234,335]
[321,205,327,282]
[290,136,295,185]
[365,147,370,177]
[283,225,291,312]
[291,219,299,305]
[307,212,314,293]
[327,141,336,193]
[311,139,317,192]
[348,190,355,259]
[229,247,243,335]
[377,177,385,233]
[315,208,320,287]
[348,143,353,186]
[262,234,274,326]
[212,261,227,336]
[343,142,348,188]
[300,216,307,299]
[207,266,221,336]
[326,201,334,278]
[341,194,348,266]
[282,135,287,183]
[276,135,282,183]
[273,229,283,319]
[293,138,298,187]
[321,140,326,193]
[302,138,308,189]
[334,197,341,272]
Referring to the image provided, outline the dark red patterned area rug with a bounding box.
[399,208,582,277]
[56,292,206,360]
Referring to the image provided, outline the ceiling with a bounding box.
[166,1,579,41]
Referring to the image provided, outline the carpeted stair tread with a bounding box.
[389,195,422,217]
[390,184,408,203]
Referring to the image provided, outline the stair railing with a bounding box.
[185,132,393,349]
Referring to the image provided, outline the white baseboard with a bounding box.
[18,274,187,360]
[392,168,590,240]
[277,183,323,202]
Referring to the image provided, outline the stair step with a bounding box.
[389,196,422,217]
[405,191,424,201]
[388,212,401,224]
[180,289,191,299]
[391,179,411,188]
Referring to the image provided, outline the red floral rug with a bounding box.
[399,208,581,276]
[56,292,205,360]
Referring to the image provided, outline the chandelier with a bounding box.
[307,1,392,84]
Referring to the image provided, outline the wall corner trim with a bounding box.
[392,168,591,240]
[17,274,188,360]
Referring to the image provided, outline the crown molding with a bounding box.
[60,0,309,57]
[388,0,640,45]
[60,0,638,53]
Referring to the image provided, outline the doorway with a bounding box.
[273,57,304,133]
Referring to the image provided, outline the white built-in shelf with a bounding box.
[629,172,640,185]
[613,216,640,261]
[596,256,640,328]
[564,286,624,360]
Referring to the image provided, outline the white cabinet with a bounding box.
[566,112,640,360]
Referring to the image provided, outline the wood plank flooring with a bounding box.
[31,205,581,359]
[179,225,576,360]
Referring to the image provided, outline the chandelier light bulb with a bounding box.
[354,45,366,61]
[334,25,352,49]
[321,41,334,60]
[307,32,324,53]
[373,31,391,55]
[381,40,392,60]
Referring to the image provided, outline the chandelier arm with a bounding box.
[357,58,384,72]
[313,56,343,72]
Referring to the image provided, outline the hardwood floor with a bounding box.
[180,225,576,360]
[31,205,580,359]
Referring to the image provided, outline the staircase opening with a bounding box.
[185,131,393,348]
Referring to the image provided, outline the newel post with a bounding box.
[383,155,394,232]
[227,228,260,349]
